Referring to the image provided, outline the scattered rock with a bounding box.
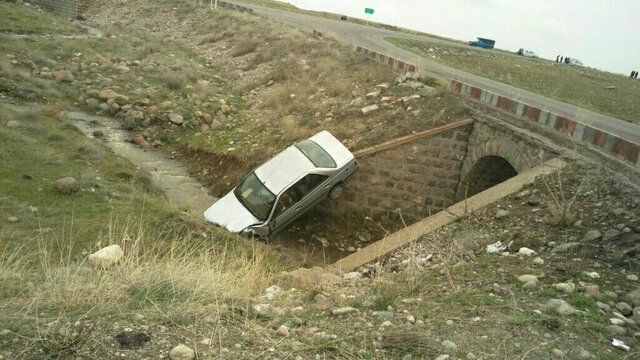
[6,216,18,223]
[331,307,358,316]
[131,134,148,146]
[533,257,545,265]
[373,311,395,320]
[627,288,640,306]
[553,282,576,294]
[611,208,625,216]
[522,281,537,290]
[360,104,379,115]
[628,275,639,281]
[169,344,195,360]
[596,301,610,312]
[366,89,381,98]
[606,325,626,336]
[53,70,74,82]
[344,272,362,281]
[399,94,421,103]
[441,340,457,352]
[251,304,284,319]
[495,209,509,218]
[550,242,580,254]
[545,299,576,316]
[616,302,633,316]
[584,284,602,299]
[98,89,118,101]
[584,271,600,279]
[602,229,621,241]
[168,113,184,125]
[6,120,19,128]
[92,130,104,138]
[578,349,592,359]
[54,177,80,193]
[517,274,538,283]
[88,244,123,268]
[551,349,564,358]
[276,325,289,336]
[582,230,602,242]
[518,247,536,256]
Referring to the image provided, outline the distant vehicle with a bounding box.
[204,131,358,238]
[568,58,584,67]
[516,49,538,58]
[340,15,347,21]
[469,37,495,49]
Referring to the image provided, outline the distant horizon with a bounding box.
[278,0,640,75]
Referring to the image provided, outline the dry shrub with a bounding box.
[198,33,225,45]
[0,217,277,337]
[163,71,186,90]
[183,65,203,82]
[381,332,438,355]
[230,37,259,57]
[280,115,311,142]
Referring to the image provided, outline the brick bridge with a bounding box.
[329,115,554,222]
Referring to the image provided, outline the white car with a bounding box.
[568,58,584,67]
[204,131,358,238]
[523,50,538,58]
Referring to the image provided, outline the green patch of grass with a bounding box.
[369,283,398,310]
[539,288,560,298]
[388,37,640,123]
[567,293,597,312]
[0,2,83,34]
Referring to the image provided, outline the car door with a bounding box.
[269,174,329,233]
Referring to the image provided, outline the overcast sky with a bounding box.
[279,0,639,75]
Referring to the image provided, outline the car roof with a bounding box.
[253,131,355,195]
[254,146,314,195]
[308,131,355,167]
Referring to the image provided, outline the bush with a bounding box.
[230,38,259,57]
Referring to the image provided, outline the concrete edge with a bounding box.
[355,46,417,73]
[353,118,473,159]
[448,80,640,168]
[328,157,566,272]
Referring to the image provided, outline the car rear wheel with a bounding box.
[328,183,345,200]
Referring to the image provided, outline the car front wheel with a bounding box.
[328,183,345,200]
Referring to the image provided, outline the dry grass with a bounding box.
[163,71,187,90]
[229,37,259,57]
[0,218,279,349]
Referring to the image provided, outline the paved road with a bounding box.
[233,2,640,144]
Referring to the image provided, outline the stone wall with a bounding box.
[454,117,553,201]
[330,122,472,222]
[26,0,91,19]
[449,80,640,167]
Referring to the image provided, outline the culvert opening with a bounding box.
[460,155,518,199]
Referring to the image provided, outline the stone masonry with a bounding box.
[455,118,551,201]
[332,123,472,223]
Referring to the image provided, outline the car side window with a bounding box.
[273,174,329,218]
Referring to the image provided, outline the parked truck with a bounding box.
[469,37,495,49]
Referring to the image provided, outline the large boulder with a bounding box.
[54,177,80,193]
[98,89,118,101]
[88,245,123,269]
[53,70,74,83]
[169,344,195,360]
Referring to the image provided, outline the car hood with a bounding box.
[203,192,260,233]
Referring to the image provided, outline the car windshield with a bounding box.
[233,172,276,221]
[295,140,336,168]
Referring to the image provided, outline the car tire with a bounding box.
[328,183,345,200]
